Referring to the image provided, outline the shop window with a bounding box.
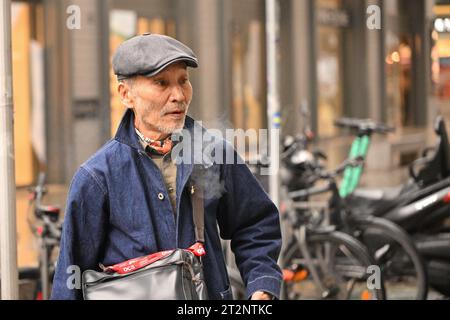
[316,0,344,138]
[432,7,450,102]
[231,21,266,131]
[384,0,415,128]
[229,0,266,160]
[230,1,266,131]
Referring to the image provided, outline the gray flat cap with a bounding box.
[112,33,198,80]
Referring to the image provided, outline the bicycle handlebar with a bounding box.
[288,183,332,199]
[288,157,364,199]
[333,156,365,175]
[309,156,364,182]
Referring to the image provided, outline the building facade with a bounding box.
[10,0,443,185]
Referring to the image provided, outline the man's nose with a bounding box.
[169,85,185,102]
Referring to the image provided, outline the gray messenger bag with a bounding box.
[81,178,208,300]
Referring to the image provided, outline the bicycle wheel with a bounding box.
[352,216,428,300]
[281,230,385,300]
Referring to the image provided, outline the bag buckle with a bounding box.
[188,242,206,257]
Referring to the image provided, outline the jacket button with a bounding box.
[157,193,165,200]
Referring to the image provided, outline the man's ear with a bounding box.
[118,82,135,109]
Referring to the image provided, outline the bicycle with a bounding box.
[287,159,428,300]
[25,172,62,300]
[282,119,428,299]
[338,116,450,297]
[280,161,386,300]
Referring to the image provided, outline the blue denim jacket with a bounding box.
[51,109,282,300]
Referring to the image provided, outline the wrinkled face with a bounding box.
[118,61,193,138]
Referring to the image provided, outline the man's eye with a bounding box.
[180,78,189,85]
[155,80,167,86]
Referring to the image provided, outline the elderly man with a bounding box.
[51,34,282,300]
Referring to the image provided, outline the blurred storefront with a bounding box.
[288,0,434,169]
[384,0,430,129]
[315,0,346,138]
[108,0,267,156]
[432,0,450,122]
[9,0,439,186]
[107,0,435,169]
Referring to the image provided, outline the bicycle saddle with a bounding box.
[36,205,61,222]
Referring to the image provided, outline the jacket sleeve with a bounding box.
[50,166,108,300]
[217,150,283,299]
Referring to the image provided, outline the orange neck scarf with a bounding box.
[135,128,173,155]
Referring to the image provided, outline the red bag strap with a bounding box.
[103,243,206,275]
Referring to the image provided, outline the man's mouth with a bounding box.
[169,110,183,114]
[164,109,186,119]
[161,103,188,118]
